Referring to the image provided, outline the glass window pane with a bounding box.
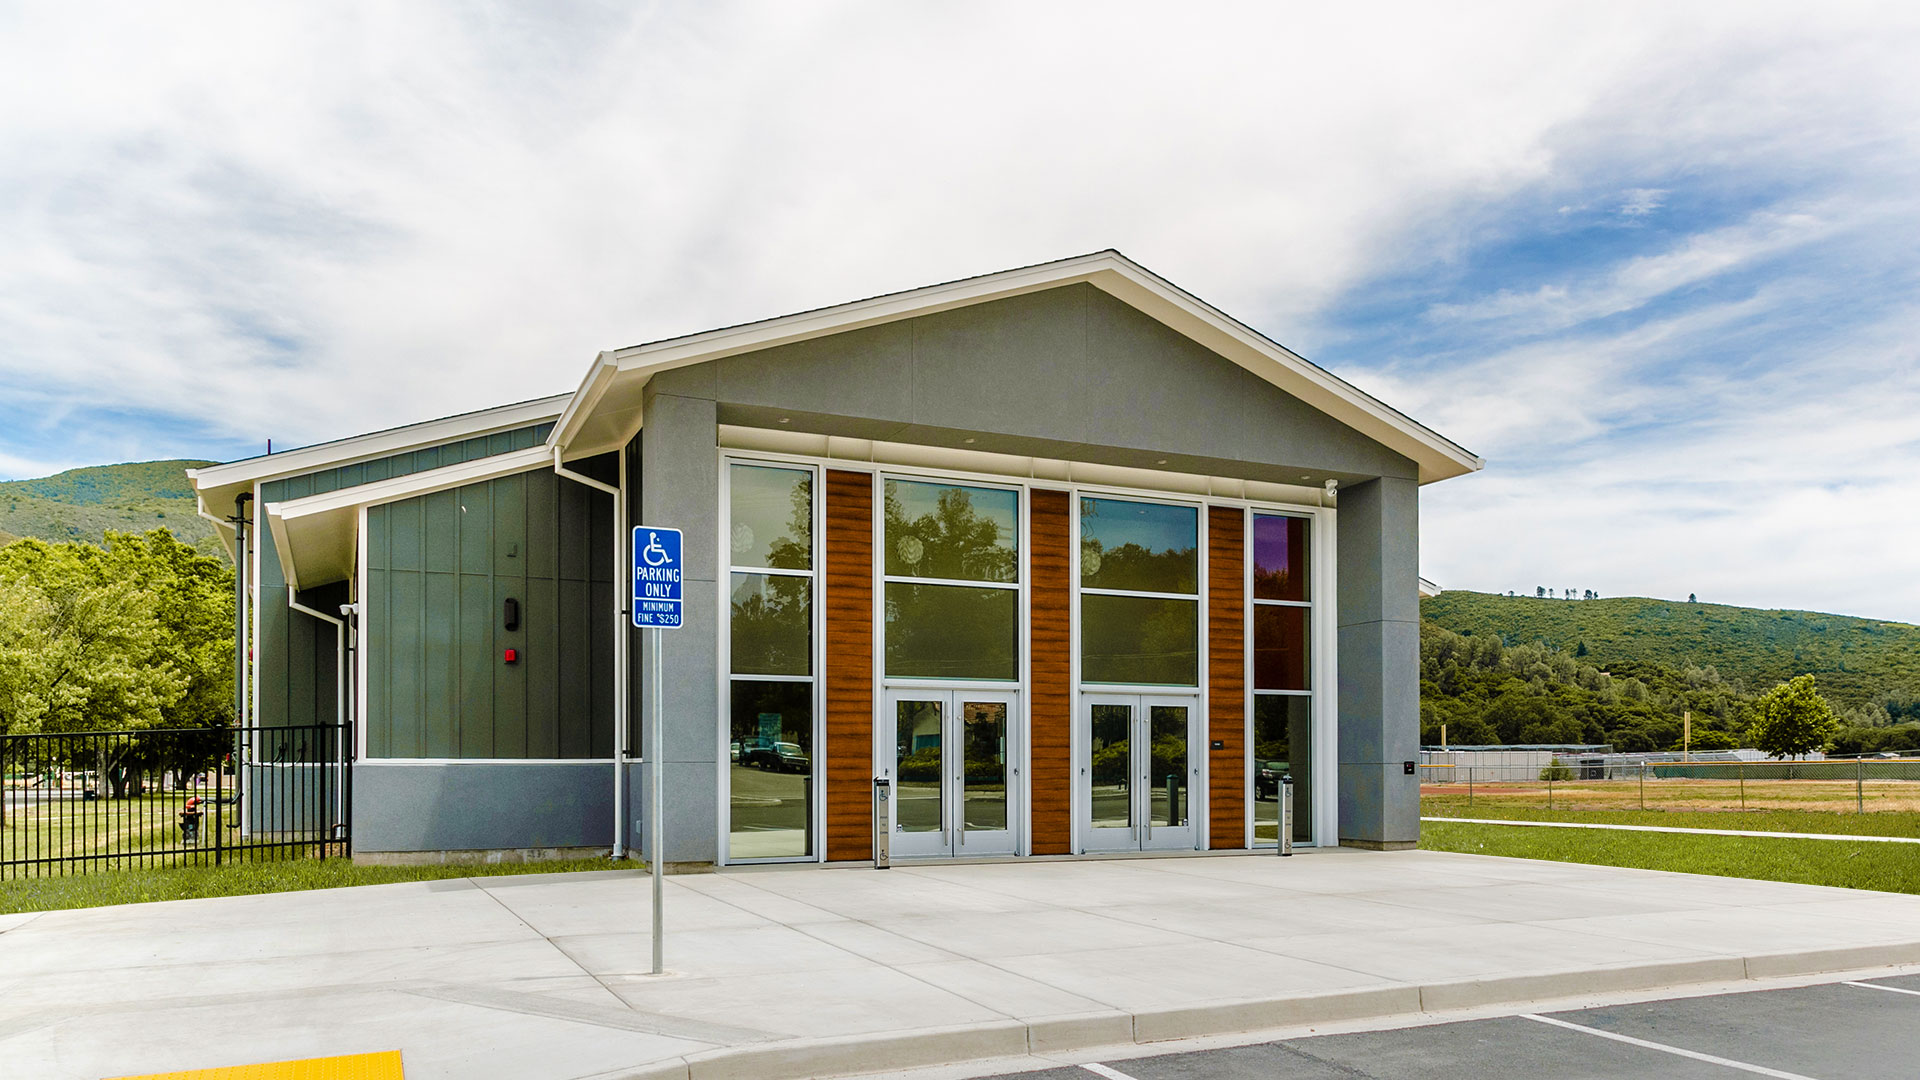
[730,572,811,676]
[884,479,1018,582]
[1080,594,1198,686]
[1252,694,1312,844]
[1253,604,1310,691]
[962,700,1008,831]
[895,699,944,834]
[730,465,811,570]
[729,680,813,859]
[884,583,1017,680]
[1148,705,1190,828]
[1080,497,1197,594]
[1089,703,1132,830]
[1253,514,1309,601]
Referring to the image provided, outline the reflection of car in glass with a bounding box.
[729,741,741,762]
[740,737,775,768]
[1254,760,1290,800]
[773,741,809,773]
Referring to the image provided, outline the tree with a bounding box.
[1536,586,1546,598]
[1689,593,1698,603]
[1749,674,1839,759]
[1539,756,1573,781]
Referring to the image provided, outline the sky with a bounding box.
[2,2,1917,620]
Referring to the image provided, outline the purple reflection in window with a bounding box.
[1253,515,1308,602]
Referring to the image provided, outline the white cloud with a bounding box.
[1619,188,1666,216]
[2,1,1920,622]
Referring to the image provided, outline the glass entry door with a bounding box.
[883,689,1018,857]
[1080,695,1199,852]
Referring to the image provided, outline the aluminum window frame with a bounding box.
[718,457,826,865]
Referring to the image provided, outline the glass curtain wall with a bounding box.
[727,464,815,859]
[1250,512,1312,844]
[882,479,1020,680]
[1079,497,1199,686]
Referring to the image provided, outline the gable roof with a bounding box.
[549,250,1482,483]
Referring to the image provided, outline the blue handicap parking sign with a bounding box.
[632,527,684,629]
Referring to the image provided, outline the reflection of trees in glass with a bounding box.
[730,465,811,570]
[884,482,1016,581]
[1081,540,1198,593]
[1080,595,1197,685]
[730,574,810,675]
[765,479,811,569]
[885,584,1016,679]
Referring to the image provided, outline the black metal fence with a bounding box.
[0,723,351,879]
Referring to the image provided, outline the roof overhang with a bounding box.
[548,250,1483,483]
[262,446,552,591]
[188,394,569,557]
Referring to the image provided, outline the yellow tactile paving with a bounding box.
[105,1050,404,1080]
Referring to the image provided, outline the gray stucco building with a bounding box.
[189,252,1480,867]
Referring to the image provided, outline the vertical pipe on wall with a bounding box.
[286,588,346,841]
[614,449,628,858]
[551,446,624,858]
[233,494,252,732]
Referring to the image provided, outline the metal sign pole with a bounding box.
[631,524,682,978]
[650,626,664,975]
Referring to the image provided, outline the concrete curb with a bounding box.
[611,939,1920,1080]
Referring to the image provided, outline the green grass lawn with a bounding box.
[0,856,628,915]
[1420,818,1920,894]
[1421,796,1920,838]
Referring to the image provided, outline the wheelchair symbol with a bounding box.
[640,531,673,567]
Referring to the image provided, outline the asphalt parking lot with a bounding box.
[980,974,1920,1080]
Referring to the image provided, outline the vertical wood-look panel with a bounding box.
[823,470,875,861]
[1207,505,1247,848]
[1029,488,1073,855]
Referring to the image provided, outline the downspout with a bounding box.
[287,587,347,843]
[552,447,627,860]
[232,493,252,728]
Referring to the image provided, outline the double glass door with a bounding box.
[883,689,1018,857]
[1080,695,1199,851]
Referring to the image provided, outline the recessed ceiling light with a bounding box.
[777,417,790,424]
[964,437,976,444]
[1155,459,1168,465]
[1300,475,1312,481]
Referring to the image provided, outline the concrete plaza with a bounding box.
[5,849,1920,1079]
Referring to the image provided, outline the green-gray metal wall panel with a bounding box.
[366,453,616,759]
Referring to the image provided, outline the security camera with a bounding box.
[1323,479,1338,497]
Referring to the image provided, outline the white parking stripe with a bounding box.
[1521,1013,1825,1080]
[1844,980,1920,998]
[1080,1064,1144,1080]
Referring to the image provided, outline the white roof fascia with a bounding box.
[547,352,620,457]
[262,445,553,590]
[188,394,569,495]
[557,251,1482,482]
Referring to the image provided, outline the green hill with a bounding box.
[0,460,220,556]
[1421,591,1920,712]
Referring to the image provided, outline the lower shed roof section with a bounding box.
[263,445,553,591]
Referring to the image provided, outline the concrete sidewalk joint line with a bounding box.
[1425,817,1920,843]
[1843,980,1920,998]
[1079,1063,1144,1080]
[1521,1013,1826,1079]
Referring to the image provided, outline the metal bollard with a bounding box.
[872,777,891,869]
[1279,774,1294,856]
